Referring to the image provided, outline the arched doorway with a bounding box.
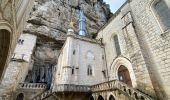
[16,93,24,100]
[0,29,10,79]
[98,95,104,100]
[109,95,115,100]
[118,65,132,86]
[89,96,94,100]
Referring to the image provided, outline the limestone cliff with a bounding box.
[22,0,112,80]
[24,0,112,39]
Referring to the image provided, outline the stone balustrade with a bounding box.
[11,53,29,62]
[91,80,155,100]
[32,84,91,100]
[55,84,91,92]
[18,83,47,89]
[33,89,52,100]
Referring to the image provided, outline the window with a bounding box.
[16,93,24,100]
[152,0,170,31]
[18,39,24,45]
[73,50,76,55]
[87,65,93,76]
[71,67,74,75]
[102,70,107,78]
[114,35,121,56]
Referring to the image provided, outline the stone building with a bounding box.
[0,0,34,82]
[0,0,170,100]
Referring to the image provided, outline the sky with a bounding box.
[104,0,126,13]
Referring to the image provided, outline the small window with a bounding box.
[102,55,105,60]
[87,65,93,76]
[71,67,74,75]
[18,39,24,45]
[102,70,107,78]
[73,50,76,55]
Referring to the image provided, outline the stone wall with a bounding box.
[55,31,107,86]
[97,0,170,99]
[129,0,170,99]
[0,34,37,99]
[0,0,34,82]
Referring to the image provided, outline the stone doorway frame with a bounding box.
[110,57,137,88]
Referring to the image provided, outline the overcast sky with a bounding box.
[104,0,126,13]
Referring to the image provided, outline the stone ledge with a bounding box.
[54,84,91,92]
[67,34,102,45]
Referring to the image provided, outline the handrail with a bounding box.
[18,83,47,89]
[91,80,155,100]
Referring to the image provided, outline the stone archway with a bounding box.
[118,65,132,86]
[0,29,10,80]
[97,95,104,100]
[111,57,137,88]
[89,96,94,100]
[109,95,115,100]
[16,93,24,100]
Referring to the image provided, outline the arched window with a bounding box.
[113,35,121,56]
[90,96,94,100]
[86,51,95,60]
[152,0,170,31]
[87,65,93,76]
[16,93,24,100]
[109,95,115,100]
[97,95,104,100]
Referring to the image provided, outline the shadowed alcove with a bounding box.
[0,29,10,79]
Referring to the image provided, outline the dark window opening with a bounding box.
[102,70,107,78]
[97,95,104,100]
[72,67,74,75]
[16,93,24,100]
[73,50,76,55]
[87,65,93,76]
[109,95,115,100]
[18,39,24,45]
[114,35,121,56]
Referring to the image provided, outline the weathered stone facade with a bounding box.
[0,0,34,82]
[0,0,170,100]
[97,0,170,99]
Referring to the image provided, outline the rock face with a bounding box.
[24,0,112,39]
[22,0,112,84]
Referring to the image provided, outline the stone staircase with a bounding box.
[32,89,53,100]
[0,85,13,100]
[91,80,155,100]
[32,84,91,100]
[16,83,47,100]
[31,80,156,100]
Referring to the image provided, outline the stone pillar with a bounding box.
[62,29,74,84]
